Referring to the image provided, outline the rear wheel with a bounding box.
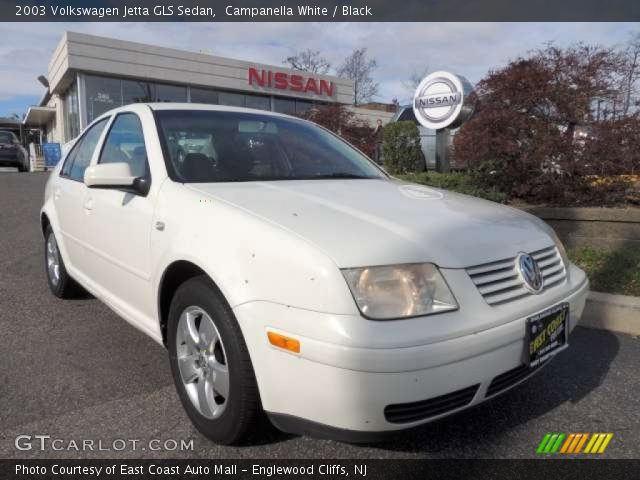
[168,275,261,445]
[44,225,82,298]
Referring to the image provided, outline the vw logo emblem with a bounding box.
[516,253,544,293]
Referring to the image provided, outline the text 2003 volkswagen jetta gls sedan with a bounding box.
[41,104,589,444]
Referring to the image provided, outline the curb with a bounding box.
[580,291,640,336]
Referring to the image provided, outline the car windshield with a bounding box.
[0,131,15,143]
[155,110,386,183]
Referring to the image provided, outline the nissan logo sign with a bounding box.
[413,71,475,130]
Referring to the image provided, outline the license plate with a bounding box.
[526,303,569,367]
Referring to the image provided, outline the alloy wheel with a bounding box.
[46,234,61,286]
[176,306,229,419]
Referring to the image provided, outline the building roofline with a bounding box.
[60,31,351,85]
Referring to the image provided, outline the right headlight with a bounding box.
[342,263,458,320]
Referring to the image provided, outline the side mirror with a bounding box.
[84,163,150,196]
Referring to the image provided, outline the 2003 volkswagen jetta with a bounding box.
[41,104,589,444]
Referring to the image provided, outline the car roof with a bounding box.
[89,103,302,128]
[147,102,296,120]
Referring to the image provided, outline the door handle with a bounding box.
[83,197,94,211]
[53,188,61,201]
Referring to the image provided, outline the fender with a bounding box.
[150,181,359,331]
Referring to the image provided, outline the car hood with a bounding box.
[187,179,553,268]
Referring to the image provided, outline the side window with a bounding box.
[99,113,149,178]
[60,140,81,177]
[62,118,108,181]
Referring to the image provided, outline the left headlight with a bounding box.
[342,263,458,320]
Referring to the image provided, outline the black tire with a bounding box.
[168,275,261,445]
[44,225,82,298]
[17,151,28,172]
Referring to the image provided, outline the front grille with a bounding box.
[384,384,479,424]
[466,246,567,306]
[486,362,546,397]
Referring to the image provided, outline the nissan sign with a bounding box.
[413,71,475,130]
[248,68,334,97]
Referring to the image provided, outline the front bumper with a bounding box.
[0,150,19,165]
[234,264,589,436]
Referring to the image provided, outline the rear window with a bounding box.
[155,110,385,183]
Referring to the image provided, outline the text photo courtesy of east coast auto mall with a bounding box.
[0,1,639,479]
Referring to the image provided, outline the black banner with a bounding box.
[1,459,639,480]
[2,0,640,22]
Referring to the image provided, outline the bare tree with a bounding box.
[283,49,331,74]
[336,48,379,105]
[621,32,640,116]
[402,67,430,96]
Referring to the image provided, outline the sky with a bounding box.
[0,22,638,118]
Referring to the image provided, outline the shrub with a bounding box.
[297,104,376,157]
[452,43,638,205]
[382,121,425,174]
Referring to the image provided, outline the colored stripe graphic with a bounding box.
[560,433,580,453]
[537,433,552,453]
[544,433,559,453]
[585,433,614,454]
[550,433,565,453]
[538,433,613,454]
[574,433,589,453]
[560,433,575,453]
[597,433,613,453]
[584,434,599,453]
[537,433,565,454]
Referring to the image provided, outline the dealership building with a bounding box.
[24,31,365,145]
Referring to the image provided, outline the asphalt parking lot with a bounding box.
[0,171,638,459]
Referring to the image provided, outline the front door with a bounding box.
[81,112,156,331]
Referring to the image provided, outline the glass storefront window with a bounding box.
[245,94,271,111]
[63,81,80,141]
[75,74,338,137]
[85,75,122,124]
[122,79,155,104]
[219,91,245,107]
[190,88,219,105]
[295,100,314,114]
[273,97,296,114]
[156,83,187,102]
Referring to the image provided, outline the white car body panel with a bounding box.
[186,179,552,269]
[41,103,590,436]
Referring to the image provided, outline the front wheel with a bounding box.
[168,276,261,445]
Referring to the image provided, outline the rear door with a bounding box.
[53,118,109,276]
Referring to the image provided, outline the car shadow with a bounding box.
[63,288,95,300]
[240,415,296,447]
[363,326,619,454]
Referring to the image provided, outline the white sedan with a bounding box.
[41,104,589,444]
